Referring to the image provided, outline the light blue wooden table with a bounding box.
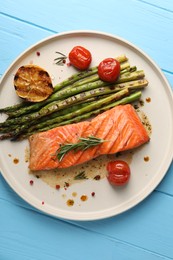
[0,1,173,259]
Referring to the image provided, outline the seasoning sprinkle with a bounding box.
[146,97,151,103]
[30,180,34,185]
[56,184,60,190]
[13,158,19,164]
[80,195,88,201]
[94,175,101,180]
[65,182,70,187]
[67,199,74,206]
[74,171,88,180]
[144,156,150,162]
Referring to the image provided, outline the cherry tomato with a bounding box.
[107,160,131,186]
[69,46,92,70]
[98,58,120,83]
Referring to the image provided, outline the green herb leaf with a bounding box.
[74,171,88,180]
[56,136,107,162]
[54,52,67,66]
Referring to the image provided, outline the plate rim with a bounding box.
[0,29,173,221]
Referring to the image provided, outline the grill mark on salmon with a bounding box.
[29,104,150,171]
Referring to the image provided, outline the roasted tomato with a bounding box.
[69,46,92,70]
[98,58,120,83]
[107,160,131,186]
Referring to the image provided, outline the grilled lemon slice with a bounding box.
[14,65,53,102]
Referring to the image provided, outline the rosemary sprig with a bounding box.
[74,171,88,180]
[54,51,67,66]
[56,136,106,161]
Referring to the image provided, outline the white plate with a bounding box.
[0,30,173,221]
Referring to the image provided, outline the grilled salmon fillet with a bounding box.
[29,104,149,171]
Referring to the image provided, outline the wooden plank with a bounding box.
[0,192,172,259]
[0,174,173,259]
[156,162,173,194]
[68,191,173,258]
[1,0,173,72]
[0,1,173,260]
[0,13,54,75]
[136,0,173,11]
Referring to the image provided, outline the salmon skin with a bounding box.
[29,104,149,171]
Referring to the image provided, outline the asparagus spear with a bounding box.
[0,100,95,133]
[69,61,131,88]
[16,91,142,140]
[0,74,101,117]
[33,78,147,124]
[121,66,136,74]
[27,89,131,130]
[0,86,129,130]
[0,88,130,140]
[51,70,144,101]
[69,64,135,90]
[5,70,145,119]
[0,101,31,114]
[0,55,128,114]
[53,54,128,92]
[0,77,147,130]
[5,80,107,118]
[2,73,144,134]
[7,61,131,118]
